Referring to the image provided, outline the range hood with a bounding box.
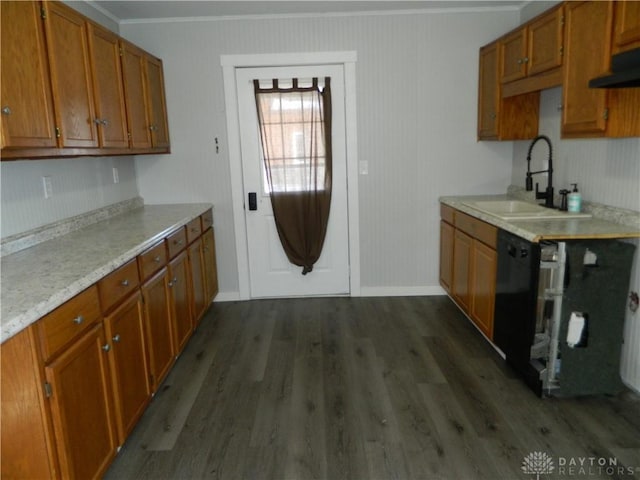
[589,47,640,88]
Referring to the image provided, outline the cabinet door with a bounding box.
[562,1,613,137]
[103,292,150,444]
[121,41,151,148]
[452,229,472,312]
[612,0,640,54]
[45,323,117,480]
[87,23,128,148]
[470,241,497,340]
[169,251,192,354]
[43,1,98,148]
[1,328,56,479]
[527,4,564,76]
[439,221,454,294]
[145,56,170,148]
[0,1,57,148]
[188,238,207,325]
[500,28,528,83]
[478,42,500,140]
[202,227,219,304]
[141,268,175,391]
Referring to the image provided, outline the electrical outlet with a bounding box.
[112,167,119,184]
[42,176,53,199]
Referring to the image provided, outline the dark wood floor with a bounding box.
[105,296,640,480]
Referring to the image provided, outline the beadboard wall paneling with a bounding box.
[511,89,640,393]
[122,9,518,295]
[0,156,139,238]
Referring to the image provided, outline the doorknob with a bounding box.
[248,192,257,211]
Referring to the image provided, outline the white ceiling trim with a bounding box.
[95,4,521,26]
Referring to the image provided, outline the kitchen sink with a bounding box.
[462,200,592,221]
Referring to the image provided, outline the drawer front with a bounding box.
[440,203,455,224]
[186,217,202,245]
[455,211,497,249]
[138,241,167,281]
[37,285,102,361]
[201,209,213,231]
[166,227,187,259]
[98,259,140,313]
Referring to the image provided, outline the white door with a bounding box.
[236,65,350,298]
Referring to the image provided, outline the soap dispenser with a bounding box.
[567,183,582,213]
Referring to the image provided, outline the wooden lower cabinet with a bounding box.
[1,328,57,479]
[141,267,175,392]
[103,292,150,444]
[44,323,118,480]
[469,240,497,339]
[169,251,192,353]
[1,210,218,479]
[439,220,454,294]
[188,237,207,325]
[202,227,219,303]
[452,229,473,312]
[442,204,498,340]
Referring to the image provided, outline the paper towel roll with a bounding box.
[567,312,585,348]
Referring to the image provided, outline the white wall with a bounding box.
[121,8,519,296]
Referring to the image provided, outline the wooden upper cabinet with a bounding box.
[527,4,564,76]
[145,56,171,148]
[612,0,640,54]
[0,1,57,149]
[478,41,539,141]
[87,23,129,148]
[121,41,152,149]
[43,1,99,148]
[562,1,613,137]
[478,42,500,139]
[500,29,528,83]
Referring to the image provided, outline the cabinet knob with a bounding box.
[73,315,84,325]
[154,255,161,263]
[1,106,11,115]
[113,334,121,343]
[121,279,130,287]
[517,58,523,64]
[149,125,157,132]
[94,118,102,125]
[102,344,111,352]
[523,57,529,63]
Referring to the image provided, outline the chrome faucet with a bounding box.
[525,135,554,208]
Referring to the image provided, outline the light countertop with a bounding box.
[1,203,212,343]
[440,194,640,243]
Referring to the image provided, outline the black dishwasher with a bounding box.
[493,229,541,393]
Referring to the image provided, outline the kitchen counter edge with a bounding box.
[1,203,213,344]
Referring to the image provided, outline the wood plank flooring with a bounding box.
[105,296,640,480]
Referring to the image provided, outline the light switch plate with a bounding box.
[359,161,369,175]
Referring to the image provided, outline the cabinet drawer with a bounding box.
[186,217,202,245]
[98,260,140,313]
[455,211,497,249]
[440,204,455,224]
[201,209,213,231]
[138,241,167,281]
[166,227,187,259]
[36,285,101,361]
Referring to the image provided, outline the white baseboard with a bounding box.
[213,291,241,302]
[213,286,446,301]
[359,286,446,297]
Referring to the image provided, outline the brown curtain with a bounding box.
[254,77,332,275]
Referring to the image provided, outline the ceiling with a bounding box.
[90,1,526,22]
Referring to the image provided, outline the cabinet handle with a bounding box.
[517,58,523,64]
[102,344,111,352]
[72,315,84,325]
[102,119,110,126]
[149,125,157,132]
[94,118,103,125]
[154,255,161,262]
[172,277,178,284]
[522,56,529,64]
[121,279,130,287]
[113,334,121,343]
[1,106,11,115]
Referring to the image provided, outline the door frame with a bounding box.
[221,51,360,300]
